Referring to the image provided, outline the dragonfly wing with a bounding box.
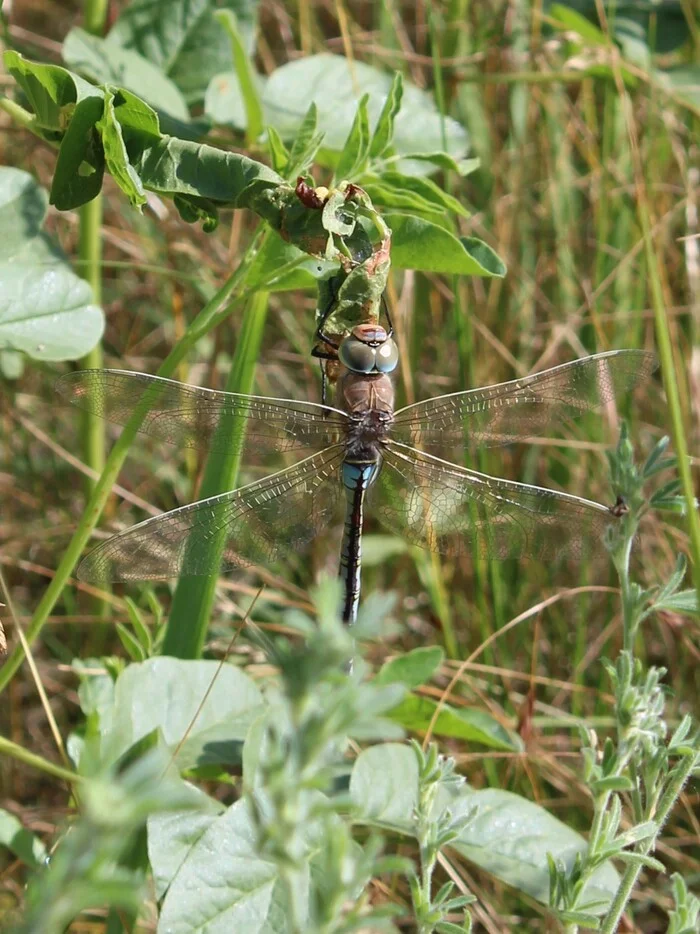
[56,370,348,454]
[392,350,656,451]
[374,441,617,560]
[78,446,346,583]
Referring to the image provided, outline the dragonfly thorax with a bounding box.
[339,370,395,460]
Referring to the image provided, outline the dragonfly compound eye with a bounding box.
[339,336,377,373]
[374,338,399,373]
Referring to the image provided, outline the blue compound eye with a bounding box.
[374,338,399,373]
[339,337,376,373]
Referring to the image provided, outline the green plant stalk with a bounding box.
[78,195,105,495]
[0,734,82,784]
[600,748,700,934]
[163,289,270,658]
[0,230,267,694]
[215,10,263,148]
[83,0,108,33]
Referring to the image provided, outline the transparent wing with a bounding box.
[392,350,656,451]
[56,370,348,454]
[373,441,617,560]
[78,446,346,583]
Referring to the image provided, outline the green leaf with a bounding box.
[111,86,161,137]
[396,152,480,176]
[128,135,282,204]
[3,50,102,133]
[115,622,147,662]
[214,9,263,144]
[265,125,289,176]
[124,597,153,655]
[360,534,410,567]
[334,93,371,183]
[352,744,619,910]
[0,167,104,361]
[154,798,308,931]
[387,214,507,276]
[362,181,445,218]
[285,103,324,180]
[376,646,445,690]
[659,66,700,109]
[0,164,48,257]
[205,70,265,133]
[368,71,403,159]
[0,809,47,868]
[100,657,264,770]
[245,235,335,292]
[50,93,105,210]
[63,27,190,122]
[373,172,468,217]
[96,89,147,209]
[387,694,522,751]
[107,0,258,106]
[655,589,700,617]
[261,55,469,174]
[147,784,225,899]
[549,4,608,45]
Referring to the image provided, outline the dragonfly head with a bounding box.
[338,324,399,375]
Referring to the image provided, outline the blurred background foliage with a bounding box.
[0,0,698,930]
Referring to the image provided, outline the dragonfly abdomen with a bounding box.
[339,459,380,625]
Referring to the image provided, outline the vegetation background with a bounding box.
[0,0,698,931]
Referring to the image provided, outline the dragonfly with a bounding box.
[57,330,655,624]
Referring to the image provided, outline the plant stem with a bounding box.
[163,288,270,658]
[600,749,700,934]
[0,232,265,693]
[78,195,105,495]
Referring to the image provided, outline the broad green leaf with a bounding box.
[3,50,102,133]
[96,89,147,209]
[387,214,507,276]
[0,168,104,360]
[205,70,262,132]
[128,135,282,204]
[368,71,403,159]
[148,784,225,899]
[0,166,48,261]
[108,0,258,106]
[101,658,264,770]
[155,798,308,933]
[112,86,161,137]
[261,55,468,173]
[452,788,618,911]
[0,809,47,868]
[655,589,699,617]
[334,93,371,183]
[63,27,190,122]
[351,744,619,910]
[50,94,105,210]
[376,646,445,690]
[214,9,263,144]
[387,694,522,751]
